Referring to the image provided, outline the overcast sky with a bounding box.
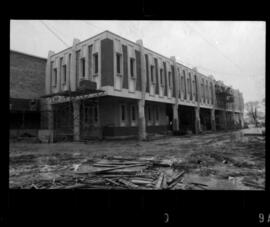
[10,20,265,103]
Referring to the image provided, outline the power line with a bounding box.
[83,21,103,31]
[183,21,245,74]
[175,56,242,80]
[40,20,69,47]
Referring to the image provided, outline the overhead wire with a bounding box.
[39,20,69,47]
[183,21,245,75]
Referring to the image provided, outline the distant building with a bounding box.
[43,30,244,141]
[10,50,46,138]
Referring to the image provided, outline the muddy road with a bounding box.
[9,130,265,190]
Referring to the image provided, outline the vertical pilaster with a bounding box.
[195,107,201,134]
[45,51,55,95]
[73,100,81,141]
[137,39,146,140]
[171,56,179,131]
[70,38,80,91]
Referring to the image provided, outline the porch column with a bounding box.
[47,100,54,143]
[211,108,216,131]
[172,104,179,131]
[222,110,227,130]
[73,100,81,141]
[195,107,201,134]
[137,39,147,140]
[171,56,179,132]
[240,113,244,128]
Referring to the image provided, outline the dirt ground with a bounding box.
[9,129,265,190]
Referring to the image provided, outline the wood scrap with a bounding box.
[242,180,265,189]
[64,183,87,189]
[167,171,185,189]
[118,179,140,189]
[155,172,164,189]
[162,174,168,189]
[94,163,148,174]
[105,178,121,186]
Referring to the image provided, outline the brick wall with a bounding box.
[10,51,46,99]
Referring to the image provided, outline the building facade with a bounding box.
[10,50,47,138]
[44,31,244,141]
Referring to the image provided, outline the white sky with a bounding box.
[10,20,265,103]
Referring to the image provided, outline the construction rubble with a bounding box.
[9,130,265,190]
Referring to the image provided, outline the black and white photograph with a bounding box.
[9,20,265,191]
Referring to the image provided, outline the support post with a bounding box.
[73,100,81,141]
[240,113,244,129]
[171,56,179,132]
[211,108,216,131]
[222,110,227,130]
[137,39,147,140]
[195,107,201,134]
[47,100,54,143]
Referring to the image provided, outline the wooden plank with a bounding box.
[105,178,121,186]
[167,171,185,185]
[162,174,168,189]
[64,183,87,189]
[167,171,185,189]
[118,179,140,189]
[155,172,164,189]
[94,163,148,174]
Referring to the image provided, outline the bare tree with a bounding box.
[245,101,259,127]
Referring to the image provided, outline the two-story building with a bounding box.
[43,30,244,141]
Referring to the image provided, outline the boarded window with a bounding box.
[168,71,171,87]
[160,69,163,85]
[187,78,190,94]
[63,65,67,84]
[181,76,184,92]
[121,104,125,121]
[53,68,57,87]
[130,58,135,78]
[131,105,136,121]
[81,58,85,78]
[156,105,159,121]
[148,105,151,121]
[189,73,192,94]
[94,105,98,122]
[69,54,71,80]
[76,50,80,79]
[94,53,98,74]
[150,65,155,82]
[116,53,122,74]
[183,70,186,97]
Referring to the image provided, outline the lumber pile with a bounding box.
[22,156,187,190]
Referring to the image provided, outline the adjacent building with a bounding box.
[43,30,244,141]
[10,50,47,138]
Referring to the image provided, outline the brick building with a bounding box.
[43,30,244,141]
[10,50,46,138]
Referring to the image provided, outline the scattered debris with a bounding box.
[9,130,265,190]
